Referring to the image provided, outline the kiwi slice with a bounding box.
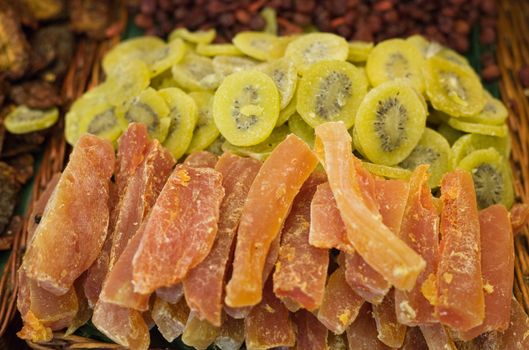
[347,41,373,63]
[366,38,425,93]
[296,60,367,129]
[437,123,464,145]
[362,162,412,180]
[221,125,289,161]
[212,55,258,79]
[457,148,514,209]
[464,91,508,125]
[399,128,453,188]
[118,87,171,142]
[171,53,220,91]
[433,47,471,68]
[186,91,220,153]
[151,70,179,90]
[148,38,187,77]
[102,36,166,75]
[406,35,430,57]
[233,32,286,61]
[261,7,277,34]
[288,113,314,147]
[257,57,298,109]
[5,105,59,134]
[284,33,349,74]
[158,87,198,160]
[424,55,485,117]
[196,43,242,56]
[447,118,508,137]
[104,60,151,108]
[78,103,122,145]
[212,70,280,146]
[451,133,511,168]
[354,80,427,165]
[276,91,297,127]
[169,28,216,44]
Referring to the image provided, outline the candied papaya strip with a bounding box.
[92,301,149,350]
[346,304,390,350]
[436,169,484,332]
[27,173,60,242]
[151,297,189,342]
[22,134,115,295]
[215,316,245,350]
[132,164,224,294]
[400,327,429,350]
[184,153,261,326]
[419,324,457,350]
[65,278,92,336]
[100,140,175,311]
[317,266,364,335]
[115,123,150,195]
[310,182,355,255]
[314,122,425,291]
[273,172,329,311]
[344,253,390,305]
[511,203,529,233]
[225,134,318,307]
[372,289,406,348]
[184,150,219,168]
[245,279,296,349]
[459,204,514,340]
[395,165,439,326]
[182,311,220,350]
[502,297,529,349]
[293,309,329,350]
[156,284,184,304]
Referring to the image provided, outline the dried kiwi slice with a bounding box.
[284,33,349,74]
[406,35,430,57]
[362,162,412,180]
[221,125,289,161]
[354,80,427,166]
[366,38,425,93]
[118,87,171,142]
[424,55,485,117]
[233,32,286,61]
[297,60,367,129]
[457,148,514,209]
[213,70,280,146]
[213,55,258,78]
[258,57,298,109]
[288,113,315,147]
[78,103,122,145]
[437,123,464,145]
[102,36,165,75]
[433,47,471,68]
[276,91,297,126]
[196,43,242,56]
[148,38,187,77]
[169,28,216,44]
[172,53,220,91]
[186,91,220,153]
[447,118,508,137]
[347,41,373,63]
[5,105,59,134]
[105,60,151,108]
[158,87,198,159]
[399,128,453,188]
[464,91,508,125]
[451,133,511,167]
[151,70,178,90]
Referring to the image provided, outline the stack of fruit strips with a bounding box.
[17,29,529,350]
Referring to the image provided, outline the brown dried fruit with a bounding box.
[6,153,34,185]
[0,1,30,79]
[30,25,74,80]
[1,130,46,158]
[480,26,496,45]
[9,81,62,109]
[481,64,500,81]
[0,162,20,234]
[69,0,114,39]
[20,0,64,20]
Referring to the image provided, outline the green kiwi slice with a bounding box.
[196,43,242,56]
[362,162,412,180]
[288,113,315,147]
[169,28,216,45]
[212,70,280,146]
[366,38,425,93]
[354,80,427,165]
[296,60,367,129]
[276,91,297,127]
[171,53,220,91]
[148,38,187,77]
[447,118,508,137]
[406,35,430,57]
[221,125,289,161]
[102,36,165,75]
[464,91,508,125]
[424,55,485,117]
[284,33,349,74]
[399,128,453,188]
[212,55,258,79]
[451,133,511,168]
[186,91,220,154]
[5,105,59,134]
[117,87,171,142]
[457,148,514,209]
[233,32,285,61]
[257,57,298,109]
[104,60,151,108]
[158,87,198,160]
[437,123,464,145]
[347,41,373,63]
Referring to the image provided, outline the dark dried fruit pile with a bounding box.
[134,0,497,54]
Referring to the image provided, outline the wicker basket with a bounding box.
[5,0,529,348]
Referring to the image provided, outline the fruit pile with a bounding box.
[66,30,513,210]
